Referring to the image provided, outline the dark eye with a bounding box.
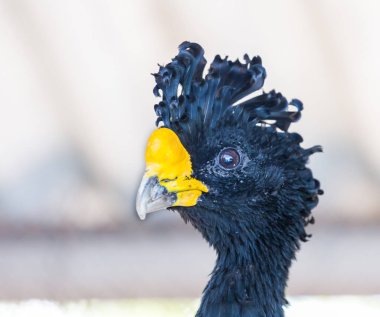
[218,148,240,169]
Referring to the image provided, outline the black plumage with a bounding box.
[150,42,322,317]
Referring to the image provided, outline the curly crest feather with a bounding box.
[153,41,303,145]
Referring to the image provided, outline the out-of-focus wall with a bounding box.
[0,0,379,229]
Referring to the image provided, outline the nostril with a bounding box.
[161,177,177,183]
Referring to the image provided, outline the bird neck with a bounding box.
[195,229,292,317]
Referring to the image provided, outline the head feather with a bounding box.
[153,41,302,144]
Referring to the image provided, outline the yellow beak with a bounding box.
[136,128,208,220]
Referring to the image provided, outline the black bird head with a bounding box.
[136,42,322,317]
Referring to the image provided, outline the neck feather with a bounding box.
[179,209,297,317]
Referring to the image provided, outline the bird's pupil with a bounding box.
[219,148,240,169]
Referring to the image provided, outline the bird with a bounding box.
[136,42,322,317]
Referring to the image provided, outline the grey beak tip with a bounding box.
[136,175,176,219]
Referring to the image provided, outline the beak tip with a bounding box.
[136,175,177,220]
[137,211,146,220]
[136,176,149,220]
[136,201,147,220]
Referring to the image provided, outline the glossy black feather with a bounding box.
[151,42,322,317]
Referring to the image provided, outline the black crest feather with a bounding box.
[153,41,303,144]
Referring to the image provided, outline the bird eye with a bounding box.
[218,148,240,169]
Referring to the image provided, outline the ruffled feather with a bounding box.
[152,42,303,145]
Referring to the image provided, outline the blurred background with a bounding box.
[0,0,379,301]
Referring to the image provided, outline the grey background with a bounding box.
[0,0,379,298]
